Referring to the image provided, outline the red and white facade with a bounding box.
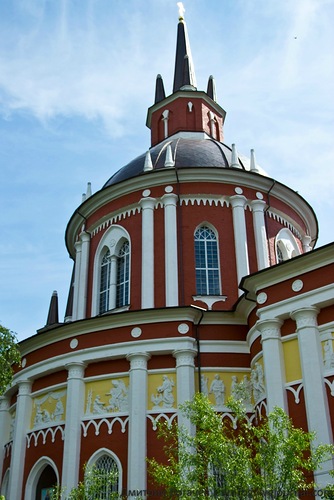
[1,10,333,500]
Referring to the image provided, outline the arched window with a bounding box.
[275,228,300,264]
[194,225,220,295]
[89,454,119,497]
[99,250,111,314]
[86,449,122,498]
[116,241,130,308]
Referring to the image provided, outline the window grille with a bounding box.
[99,250,111,314]
[116,241,130,307]
[194,226,220,295]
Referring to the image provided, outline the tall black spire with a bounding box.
[46,290,59,326]
[154,74,166,104]
[173,3,197,93]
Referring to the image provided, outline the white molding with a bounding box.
[24,456,60,500]
[81,417,129,437]
[258,283,334,321]
[200,340,249,354]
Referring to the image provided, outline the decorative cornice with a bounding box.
[267,209,302,240]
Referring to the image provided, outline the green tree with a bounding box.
[50,463,119,499]
[148,393,334,499]
[0,324,21,395]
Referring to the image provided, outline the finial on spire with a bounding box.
[177,2,185,21]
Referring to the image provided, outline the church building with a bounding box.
[1,5,334,499]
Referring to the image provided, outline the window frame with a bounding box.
[194,224,221,296]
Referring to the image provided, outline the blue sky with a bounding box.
[0,0,333,341]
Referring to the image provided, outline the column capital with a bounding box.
[291,306,319,329]
[139,197,156,210]
[229,194,247,209]
[250,199,267,212]
[257,318,283,342]
[161,192,178,207]
[74,239,82,252]
[173,349,197,367]
[127,352,151,369]
[80,231,90,243]
[0,396,10,411]
[65,362,86,379]
[17,379,32,395]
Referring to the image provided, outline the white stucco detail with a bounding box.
[230,195,249,294]
[61,363,86,495]
[8,381,32,500]
[257,319,287,413]
[162,193,179,306]
[291,307,333,486]
[126,352,150,493]
[139,197,156,309]
[251,199,269,270]
[77,231,90,320]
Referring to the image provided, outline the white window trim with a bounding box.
[92,225,131,317]
[24,457,59,500]
[194,222,222,296]
[275,228,301,263]
[86,447,122,497]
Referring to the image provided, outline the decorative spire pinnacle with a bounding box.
[164,144,175,167]
[46,290,59,327]
[154,74,166,104]
[207,75,217,101]
[144,150,153,171]
[173,3,197,92]
[250,149,260,173]
[231,143,240,168]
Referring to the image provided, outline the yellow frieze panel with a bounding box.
[322,336,334,370]
[85,377,129,415]
[282,339,302,383]
[31,390,66,429]
[148,373,176,411]
[197,372,252,408]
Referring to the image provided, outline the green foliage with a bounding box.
[148,393,334,499]
[0,324,21,395]
[50,464,119,499]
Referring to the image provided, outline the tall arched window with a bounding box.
[99,250,111,314]
[116,241,130,308]
[91,454,119,497]
[194,225,220,295]
[86,449,122,498]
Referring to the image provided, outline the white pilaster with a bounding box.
[257,319,287,413]
[251,199,269,270]
[108,255,118,310]
[291,307,333,487]
[72,239,82,320]
[77,231,90,320]
[230,194,249,294]
[126,352,150,492]
[139,197,156,309]
[8,380,32,500]
[173,349,196,432]
[61,362,86,495]
[0,397,11,481]
[162,192,179,306]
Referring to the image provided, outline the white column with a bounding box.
[257,319,287,413]
[77,231,90,320]
[61,362,86,495]
[230,194,249,294]
[173,349,196,432]
[72,240,82,320]
[8,380,32,500]
[126,352,150,492]
[162,192,179,306]
[108,255,118,310]
[139,197,156,309]
[0,397,11,481]
[291,307,333,487]
[251,199,269,270]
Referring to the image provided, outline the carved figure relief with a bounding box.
[209,374,225,408]
[231,375,252,407]
[32,391,66,428]
[323,339,334,370]
[86,378,129,415]
[251,362,266,403]
[151,375,175,409]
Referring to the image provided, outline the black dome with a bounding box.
[103,137,249,188]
